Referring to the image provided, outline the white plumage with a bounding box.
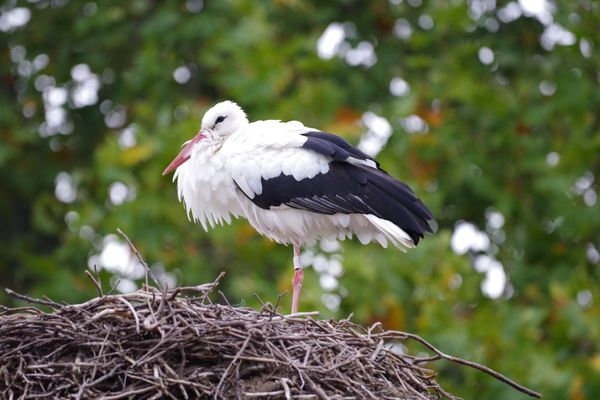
[163,100,433,313]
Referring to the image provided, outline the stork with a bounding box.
[163,101,433,314]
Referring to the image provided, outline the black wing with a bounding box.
[237,131,434,245]
[301,131,379,166]
[247,162,432,244]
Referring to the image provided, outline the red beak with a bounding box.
[162,130,206,175]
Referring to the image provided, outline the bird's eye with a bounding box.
[215,116,226,125]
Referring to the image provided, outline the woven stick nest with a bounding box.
[0,232,540,400]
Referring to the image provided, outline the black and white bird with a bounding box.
[163,101,433,314]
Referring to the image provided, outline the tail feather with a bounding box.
[365,214,415,251]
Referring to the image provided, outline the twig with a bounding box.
[116,296,140,334]
[4,289,62,309]
[252,293,265,308]
[117,228,163,291]
[280,378,292,400]
[271,291,287,320]
[106,278,121,296]
[218,291,231,307]
[85,269,104,298]
[304,375,329,400]
[214,335,251,399]
[399,331,542,398]
[168,271,226,301]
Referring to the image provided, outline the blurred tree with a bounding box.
[1,0,599,398]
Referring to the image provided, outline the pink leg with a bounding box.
[291,245,303,314]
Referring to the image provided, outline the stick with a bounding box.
[395,331,542,398]
[5,289,62,309]
[117,228,163,291]
[85,268,104,298]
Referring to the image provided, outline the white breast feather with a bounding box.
[174,145,242,231]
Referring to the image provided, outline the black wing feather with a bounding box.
[248,162,433,244]
[237,130,433,244]
[302,131,379,166]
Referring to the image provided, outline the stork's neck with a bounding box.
[194,132,226,157]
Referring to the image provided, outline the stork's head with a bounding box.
[162,101,249,175]
[201,100,248,137]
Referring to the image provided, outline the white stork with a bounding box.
[163,101,433,314]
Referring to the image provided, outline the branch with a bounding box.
[116,228,163,291]
[387,331,542,398]
[5,288,63,309]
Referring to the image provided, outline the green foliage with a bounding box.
[1,0,599,398]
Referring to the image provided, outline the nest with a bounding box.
[0,232,540,400]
